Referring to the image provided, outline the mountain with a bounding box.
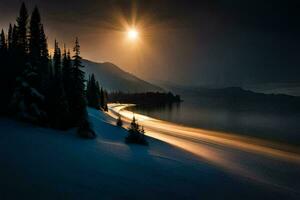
[163,84,300,114]
[82,60,163,93]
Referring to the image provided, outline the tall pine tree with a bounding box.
[16,2,28,71]
[70,38,87,124]
[29,6,42,67]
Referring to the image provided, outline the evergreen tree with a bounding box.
[99,87,108,111]
[48,54,54,79]
[29,6,49,91]
[29,6,42,67]
[62,48,73,105]
[103,89,108,111]
[86,74,100,109]
[116,114,123,127]
[70,37,87,124]
[126,116,148,145]
[40,25,49,72]
[100,87,105,109]
[53,40,61,77]
[13,2,28,78]
[16,2,28,57]
[29,7,49,79]
[0,30,7,52]
[11,25,18,51]
[7,24,13,51]
[45,42,70,129]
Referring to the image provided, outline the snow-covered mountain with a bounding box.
[82,60,163,93]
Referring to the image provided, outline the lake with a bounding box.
[127,93,300,146]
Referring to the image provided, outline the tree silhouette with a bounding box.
[87,73,101,109]
[7,24,13,51]
[16,2,28,75]
[0,3,111,136]
[70,37,87,125]
[126,116,148,145]
[62,48,73,107]
[53,40,62,77]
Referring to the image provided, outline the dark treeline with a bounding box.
[0,3,105,136]
[108,91,181,105]
[86,73,108,111]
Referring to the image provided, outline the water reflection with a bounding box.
[128,102,181,119]
[128,95,300,146]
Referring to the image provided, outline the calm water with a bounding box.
[128,94,300,146]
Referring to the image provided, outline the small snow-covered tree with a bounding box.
[116,114,123,127]
[125,116,148,145]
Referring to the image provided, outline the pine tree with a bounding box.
[45,41,70,129]
[16,2,28,56]
[103,89,108,111]
[116,114,123,127]
[29,6,49,91]
[7,24,13,51]
[126,116,148,145]
[99,87,108,111]
[53,40,61,77]
[40,25,49,71]
[28,8,49,78]
[0,29,7,52]
[13,3,29,78]
[11,25,18,51]
[62,48,73,104]
[39,24,49,90]
[29,6,42,67]
[100,87,105,109]
[86,74,100,109]
[70,37,87,124]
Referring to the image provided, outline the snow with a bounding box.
[0,108,298,199]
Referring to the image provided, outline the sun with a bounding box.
[127,29,139,40]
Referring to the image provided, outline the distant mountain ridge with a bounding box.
[82,59,163,93]
[163,84,300,114]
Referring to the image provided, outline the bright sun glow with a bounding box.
[127,29,139,40]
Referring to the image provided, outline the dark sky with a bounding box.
[1,0,300,87]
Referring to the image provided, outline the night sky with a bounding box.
[1,0,300,87]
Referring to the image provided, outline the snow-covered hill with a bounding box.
[0,109,296,200]
[82,60,163,93]
[0,108,296,199]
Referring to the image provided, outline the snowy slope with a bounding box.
[82,59,163,92]
[0,109,295,199]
